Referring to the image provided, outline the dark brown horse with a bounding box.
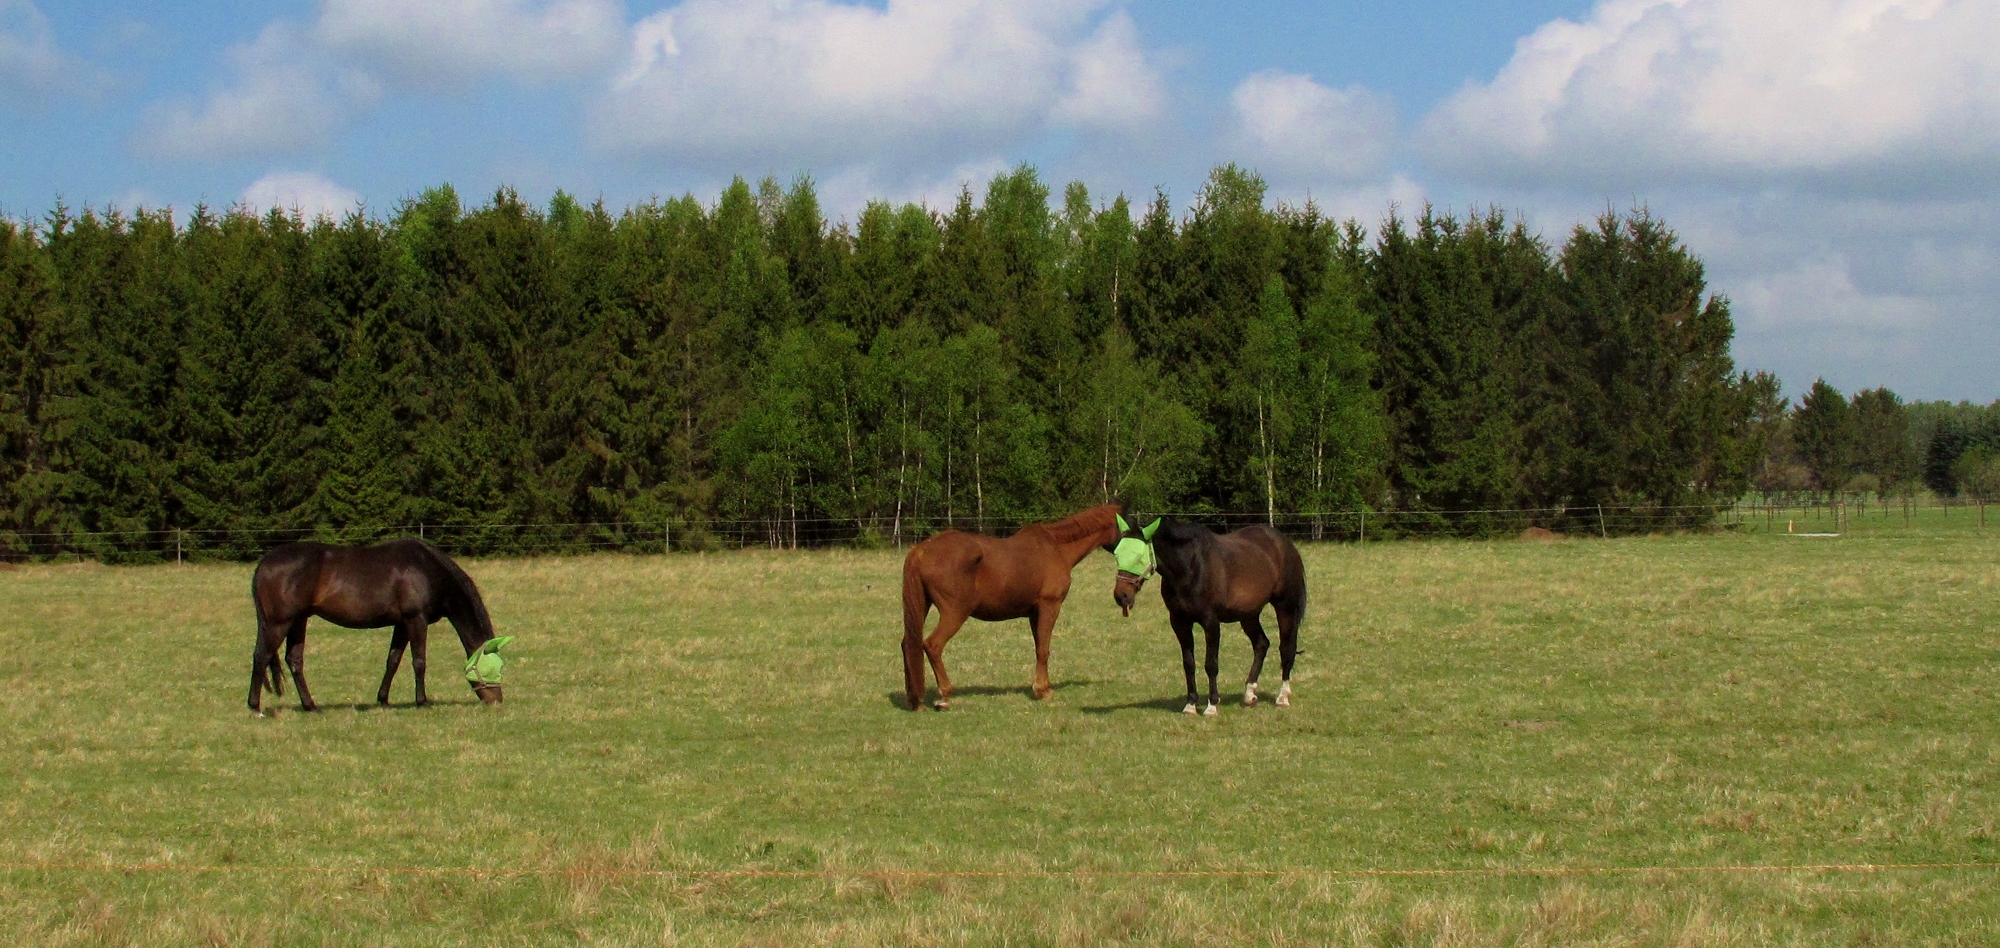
[1117,518,1306,716]
[900,504,1125,710]
[248,538,498,714]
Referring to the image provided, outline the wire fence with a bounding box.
[1,858,1994,881]
[0,495,1983,563]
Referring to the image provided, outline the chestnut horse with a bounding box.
[1117,518,1305,716]
[248,538,498,714]
[900,504,1124,710]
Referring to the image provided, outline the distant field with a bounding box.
[1,515,1997,945]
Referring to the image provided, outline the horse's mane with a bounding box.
[415,540,495,642]
[1036,504,1120,544]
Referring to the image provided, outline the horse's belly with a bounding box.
[312,607,403,630]
[969,603,1032,623]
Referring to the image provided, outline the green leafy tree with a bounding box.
[1240,276,1301,522]
[1072,325,1205,512]
[1953,446,2000,526]
[1295,238,1385,534]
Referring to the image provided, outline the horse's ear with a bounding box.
[1142,518,1162,540]
[1116,514,1131,534]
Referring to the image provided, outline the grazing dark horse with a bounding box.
[1117,518,1305,716]
[900,504,1125,710]
[248,538,498,714]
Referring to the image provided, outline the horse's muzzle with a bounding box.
[473,683,504,705]
[1113,572,1147,617]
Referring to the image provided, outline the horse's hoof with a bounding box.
[1183,702,1199,715]
[1244,686,1259,707]
[1203,703,1219,717]
[1033,689,1052,701]
[933,701,950,712]
[1276,682,1292,708]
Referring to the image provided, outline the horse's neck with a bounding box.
[443,595,493,654]
[1154,533,1207,584]
[1054,525,1117,569]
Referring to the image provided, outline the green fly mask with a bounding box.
[465,635,515,686]
[1111,515,1162,617]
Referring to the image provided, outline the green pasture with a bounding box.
[1,515,1997,945]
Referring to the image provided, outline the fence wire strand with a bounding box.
[0,497,1976,562]
[1,859,1995,881]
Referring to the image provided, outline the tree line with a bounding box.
[1760,379,2000,507]
[0,165,1774,558]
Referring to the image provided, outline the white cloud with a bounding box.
[317,0,625,85]
[593,0,1166,171]
[139,23,376,161]
[1052,11,1164,132]
[1227,70,1395,188]
[239,171,363,220]
[0,0,87,103]
[1419,0,2000,191]
[1735,257,1936,334]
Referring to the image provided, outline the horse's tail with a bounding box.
[260,624,284,695]
[249,560,283,699]
[900,545,932,709]
[417,539,495,653]
[1276,533,1307,650]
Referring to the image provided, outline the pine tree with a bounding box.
[1793,379,1854,495]
[0,216,79,555]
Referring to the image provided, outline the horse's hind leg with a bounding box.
[284,618,318,712]
[1241,615,1271,707]
[248,616,286,714]
[1275,596,1302,708]
[408,618,431,707]
[377,623,412,706]
[923,610,969,710]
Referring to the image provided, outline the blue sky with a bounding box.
[3,0,1995,402]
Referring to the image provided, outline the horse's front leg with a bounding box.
[377,623,412,706]
[284,618,318,712]
[409,618,431,707]
[1030,602,1061,700]
[1170,614,1198,714]
[1201,621,1223,716]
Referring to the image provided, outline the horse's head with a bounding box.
[1108,514,1161,617]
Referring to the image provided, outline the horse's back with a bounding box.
[254,538,446,627]
[907,529,1050,619]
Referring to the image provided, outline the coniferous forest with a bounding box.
[1,164,1790,558]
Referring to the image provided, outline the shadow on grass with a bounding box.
[346,697,486,712]
[880,679,1096,709]
[1078,695,1190,715]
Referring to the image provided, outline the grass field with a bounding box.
[2,512,1997,945]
